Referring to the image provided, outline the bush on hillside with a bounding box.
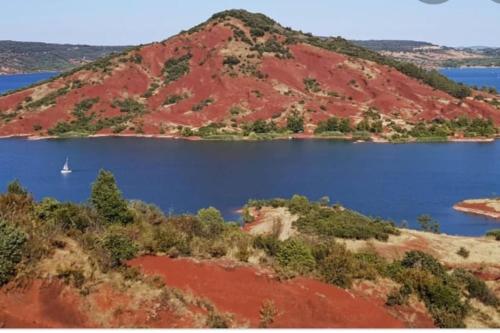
[486,229,500,240]
[388,251,468,328]
[318,243,356,288]
[102,232,138,267]
[197,207,225,239]
[453,268,499,307]
[286,112,304,133]
[7,180,28,196]
[163,53,192,83]
[275,238,315,275]
[0,221,27,285]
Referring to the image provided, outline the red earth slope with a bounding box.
[0,11,498,137]
[129,256,407,328]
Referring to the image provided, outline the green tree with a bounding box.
[417,215,440,234]
[197,207,225,238]
[286,112,304,133]
[0,221,27,285]
[90,170,133,224]
[7,179,28,196]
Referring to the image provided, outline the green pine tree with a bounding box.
[90,170,133,224]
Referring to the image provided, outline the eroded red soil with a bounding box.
[0,280,89,328]
[0,15,499,137]
[128,256,406,328]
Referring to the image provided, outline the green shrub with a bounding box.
[35,197,61,220]
[163,93,187,105]
[389,251,468,328]
[163,54,192,83]
[303,77,321,93]
[243,119,278,134]
[286,112,304,133]
[275,239,315,275]
[253,235,281,256]
[453,269,498,307]
[486,229,500,241]
[288,195,311,215]
[456,247,469,259]
[318,243,355,288]
[52,203,92,232]
[90,170,133,224]
[113,98,146,115]
[197,207,225,239]
[192,98,214,112]
[386,284,412,306]
[206,311,231,328]
[400,251,447,278]
[102,233,138,267]
[417,214,440,234]
[154,225,191,255]
[36,198,92,232]
[259,299,278,328]
[7,180,28,196]
[223,56,241,66]
[424,282,468,328]
[57,267,86,288]
[315,117,352,134]
[295,207,398,241]
[167,215,204,238]
[0,221,27,285]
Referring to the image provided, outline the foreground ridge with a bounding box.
[0,176,499,328]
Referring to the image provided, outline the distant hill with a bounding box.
[0,10,498,140]
[351,40,435,52]
[0,40,130,74]
[351,40,500,68]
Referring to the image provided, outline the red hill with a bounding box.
[0,10,499,140]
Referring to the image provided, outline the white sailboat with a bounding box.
[61,157,72,174]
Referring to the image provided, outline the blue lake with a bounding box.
[0,68,499,237]
[0,137,499,237]
[440,67,500,91]
[0,72,58,94]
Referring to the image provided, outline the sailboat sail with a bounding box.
[61,157,72,174]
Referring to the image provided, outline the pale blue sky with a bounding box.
[1,0,499,47]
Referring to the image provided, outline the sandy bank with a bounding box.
[454,199,500,219]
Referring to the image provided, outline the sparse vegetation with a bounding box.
[286,112,304,133]
[163,93,188,105]
[163,53,192,83]
[417,214,440,234]
[457,247,470,259]
[315,116,352,134]
[259,299,278,328]
[486,229,500,240]
[223,55,241,67]
[0,172,497,328]
[387,251,469,328]
[303,77,321,93]
[192,98,214,112]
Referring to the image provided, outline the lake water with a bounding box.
[0,68,499,237]
[440,67,500,91]
[0,72,58,94]
[0,137,499,237]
